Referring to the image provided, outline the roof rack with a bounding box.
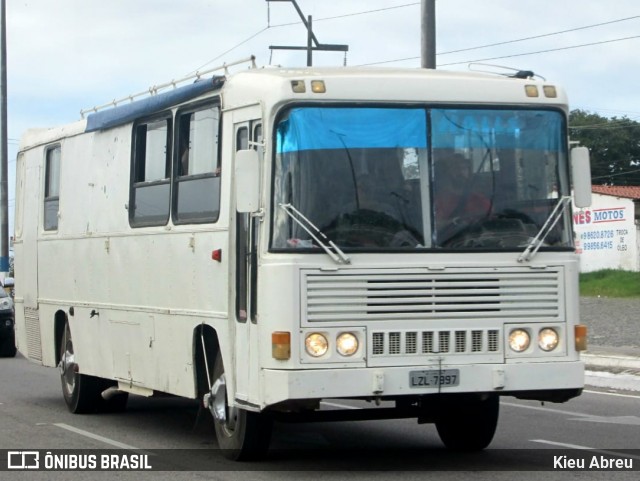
[80,55,256,118]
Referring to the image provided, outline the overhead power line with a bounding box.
[188,27,269,74]
[569,119,640,130]
[592,167,640,181]
[269,2,420,28]
[437,15,640,57]
[359,14,640,66]
[190,2,421,73]
[438,35,640,67]
[362,34,640,67]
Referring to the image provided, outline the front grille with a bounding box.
[303,267,562,323]
[370,328,501,357]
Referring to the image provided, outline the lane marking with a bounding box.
[503,401,640,426]
[51,423,140,450]
[501,401,590,418]
[531,439,640,461]
[584,389,640,400]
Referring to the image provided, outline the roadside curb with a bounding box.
[583,352,640,373]
[583,353,640,392]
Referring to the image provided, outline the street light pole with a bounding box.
[421,0,436,69]
[0,0,9,274]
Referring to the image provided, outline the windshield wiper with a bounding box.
[279,203,351,265]
[517,196,571,263]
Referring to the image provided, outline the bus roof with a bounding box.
[19,66,568,151]
[221,67,568,111]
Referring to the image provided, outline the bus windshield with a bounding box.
[271,106,571,251]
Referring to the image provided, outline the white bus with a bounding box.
[14,62,592,460]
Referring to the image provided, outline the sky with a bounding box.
[5,0,640,232]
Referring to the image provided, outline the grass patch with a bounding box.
[579,269,640,298]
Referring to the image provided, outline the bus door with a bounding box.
[233,119,263,406]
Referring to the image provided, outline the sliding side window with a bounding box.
[173,101,221,224]
[44,145,61,231]
[130,114,172,227]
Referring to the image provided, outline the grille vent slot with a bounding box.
[371,329,501,356]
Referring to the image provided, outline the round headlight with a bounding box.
[305,333,328,357]
[336,332,359,356]
[538,328,559,351]
[509,329,530,352]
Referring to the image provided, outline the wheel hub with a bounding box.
[209,373,237,432]
[59,338,77,394]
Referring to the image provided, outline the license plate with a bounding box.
[409,369,460,388]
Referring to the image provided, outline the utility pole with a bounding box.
[0,0,9,274]
[267,0,348,67]
[421,0,436,69]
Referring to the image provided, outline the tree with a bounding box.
[569,109,640,186]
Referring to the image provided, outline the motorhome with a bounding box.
[14,59,591,459]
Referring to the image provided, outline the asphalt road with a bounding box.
[1,351,639,479]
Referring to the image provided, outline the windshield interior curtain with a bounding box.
[277,107,427,153]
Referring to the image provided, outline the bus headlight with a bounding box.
[305,333,328,357]
[336,332,358,356]
[509,329,530,352]
[538,328,559,351]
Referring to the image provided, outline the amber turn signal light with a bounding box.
[272,331,291,360]
[575,324,588,351]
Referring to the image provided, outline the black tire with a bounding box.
[59,322,108,414]
[0,331,17,357]
[435,394,499,451]
[212,352,272,461]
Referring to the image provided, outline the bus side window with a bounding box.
[44,144,61,231]
[129,115,172,227]
[172,102,221,224]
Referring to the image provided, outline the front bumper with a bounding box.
[261,360,584,407]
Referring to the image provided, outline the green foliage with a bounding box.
[569,109,640,186]
[579,269,640,298]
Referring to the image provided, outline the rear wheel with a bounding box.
[209,351,272,460]
[435,394,499,451]
[59,321,120,414]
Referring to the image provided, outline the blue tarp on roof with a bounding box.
[85,76,225,132]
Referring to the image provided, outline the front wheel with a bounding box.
[209,352,272,461]
[435,394,499,451]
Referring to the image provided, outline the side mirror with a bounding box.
[571,146,592,208]
[235,149,260,213]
